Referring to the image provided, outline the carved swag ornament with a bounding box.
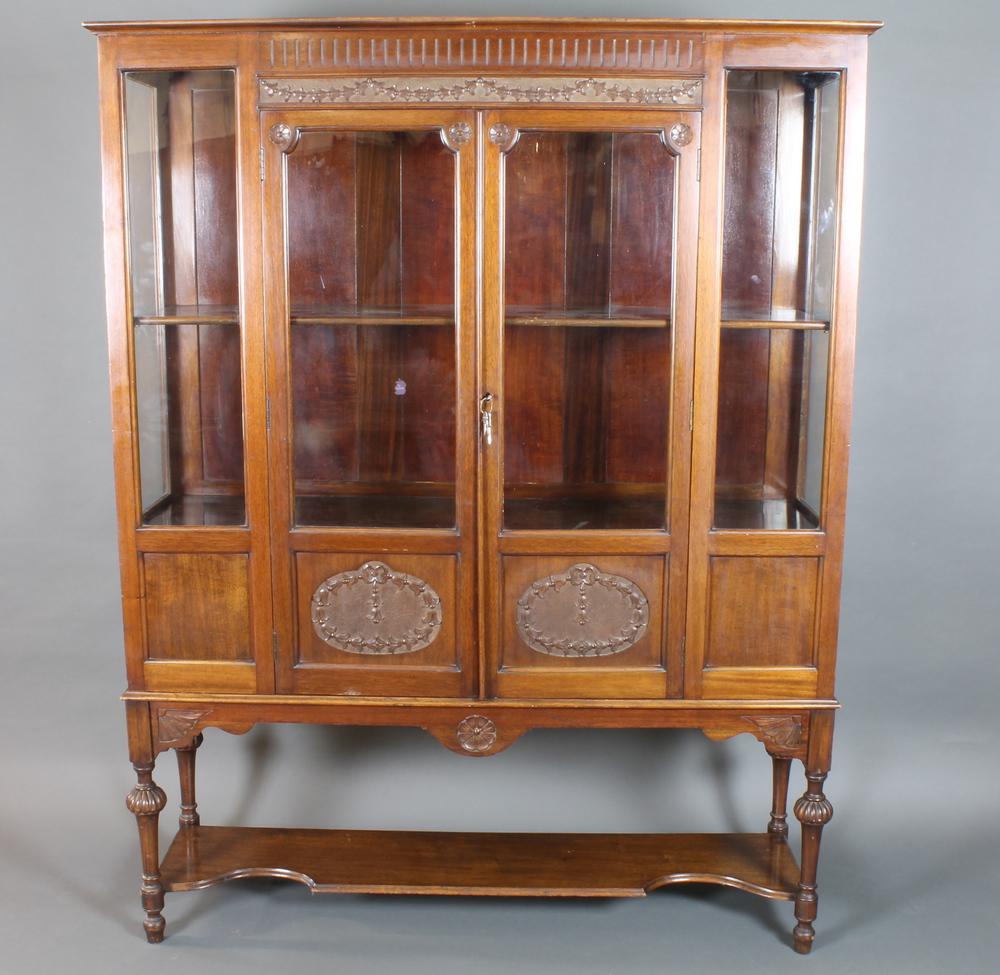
[311,561,442,655]
[517,563,648,657]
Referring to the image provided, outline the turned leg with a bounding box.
[175,733,203,828]
[126,762,168,943]
[792,770,834,954]
[768,756,792,838]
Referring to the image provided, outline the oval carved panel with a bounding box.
[311,561,442,655]
[516,563,648,657]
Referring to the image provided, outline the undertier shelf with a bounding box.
[160,827,800,899]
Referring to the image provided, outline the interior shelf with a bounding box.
[134,304,240,326]
[160,826,800,899]
[720,310,829,330]
[713,498,819,531]
[142,494,246,527]
[295,494,456,530]
[506,306,671,328]
[504,496,666,532]
[289,304,454,326]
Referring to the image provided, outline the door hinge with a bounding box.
[272,631,279,662]
[689,399,695,431]
[696,148,701,182]
[681,635,687,667]
[260,146,266,181]
[266,397,271,431]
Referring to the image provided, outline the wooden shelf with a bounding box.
[160,827,800,900]
[134,304,239,326]
[721,312,828,330]
[290,304,454,326]
[506,307,670,328]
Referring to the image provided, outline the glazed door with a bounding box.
[481,110,700,699]
[262,109,478,696]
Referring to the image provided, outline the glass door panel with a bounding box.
[124,70,244,526]
[715,70,841,530]
[502,130,675,531]
[285,130,457,528]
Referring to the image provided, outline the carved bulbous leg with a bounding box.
[768,756,792,838]
[126,763,168,943]
[176,733,203,828]
[792,771,834,954]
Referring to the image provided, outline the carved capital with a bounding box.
[794,773,833,827]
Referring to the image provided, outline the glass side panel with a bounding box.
[124,71,244,526]
[286,130,457,529]
[502,131,675,531]
[721,71,842,323]
[714,71,840,531]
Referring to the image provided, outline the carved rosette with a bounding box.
[260,76,702,107]
[268,122,298,151]
[311,561,442,654]
[446,120,472,145]
[516,563,648,657]
[488,122,512,147]
[667,122,694,149]
[157,709,212,745]
[457,715,498,753]
[743,715,803,751]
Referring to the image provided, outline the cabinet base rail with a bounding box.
[159,826,799,899]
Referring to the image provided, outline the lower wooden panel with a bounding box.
[142,661,257,694]
[143,553,252,662]
[701,667,819,700]
[160,826,799,899]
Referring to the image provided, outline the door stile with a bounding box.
[261,110,296,694]
[235,33,275,694]
[685,36,727,700]
[479,109,505,699]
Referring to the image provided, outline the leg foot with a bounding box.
[792,770,833,953]
[127,762,168,942]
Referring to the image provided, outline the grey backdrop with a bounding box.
[2,1,997,973]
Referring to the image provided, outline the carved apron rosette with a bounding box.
[516,563,648,657]
[311,561,442,655]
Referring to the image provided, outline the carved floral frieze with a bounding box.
[260,76,702,107]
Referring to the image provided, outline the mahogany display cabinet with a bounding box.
[87,17,879,952]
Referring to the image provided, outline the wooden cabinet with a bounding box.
[87,17,879,952]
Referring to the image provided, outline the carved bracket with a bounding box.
[154,709,254,754]
[701,715,807,758]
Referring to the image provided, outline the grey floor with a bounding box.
[4,0,1000,972]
